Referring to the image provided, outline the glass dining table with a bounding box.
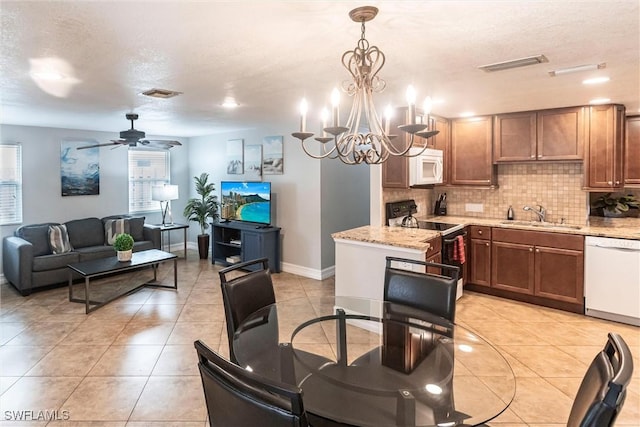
[232,296,515,427]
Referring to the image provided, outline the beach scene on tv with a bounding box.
[220,181,271,224]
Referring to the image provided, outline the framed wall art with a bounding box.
[226,139,244,175]
[262,135,283,175]
[244,144,262,178]
[60,140,99,196]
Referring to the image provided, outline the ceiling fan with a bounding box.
[77,113,182,150]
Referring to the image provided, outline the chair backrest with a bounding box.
[567,332,634,427]
[219,257,276,363]
[384,256,460,322]
[194,340,309,427]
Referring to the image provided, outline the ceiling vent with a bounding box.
[141,88,182,99]
[478,54,548,72]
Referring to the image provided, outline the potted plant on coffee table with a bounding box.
[183,172,219,259]
[113,233,134,262]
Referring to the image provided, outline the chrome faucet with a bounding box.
[523,205,546,222]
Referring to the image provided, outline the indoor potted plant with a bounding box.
[183,172,219,259]
[113,233,134,262]
[592,193,640,217]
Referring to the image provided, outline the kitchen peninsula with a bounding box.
[332,225,438,299]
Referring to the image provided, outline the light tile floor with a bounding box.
[0,251,638,426]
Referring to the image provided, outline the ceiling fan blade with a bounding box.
[77,141,125,150]
[142,140,182,149]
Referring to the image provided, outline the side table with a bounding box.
[151,223,189,259]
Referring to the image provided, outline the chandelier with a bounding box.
[291,6,439,165]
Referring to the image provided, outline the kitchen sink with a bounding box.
[500,220,582,230]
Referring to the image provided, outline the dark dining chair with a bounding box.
[384,256,460,322]
[218,257,276,364]
[567,332,634,427]
[194,340,310,427]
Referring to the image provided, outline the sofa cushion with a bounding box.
[127,216,146,242]
[65,217,104,248]
[48,224,73,254]
[15,223,59,256]
[33,252,80,272]
[76,245,116,262]
[104,219,131,245]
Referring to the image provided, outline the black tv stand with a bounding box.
[211,221,281,272]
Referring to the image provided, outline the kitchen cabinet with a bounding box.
[490,228,584,311]
[450,116,496,186]
[431,115,450,184]
[425,235,442,274]
[468,225,491,287]
[625,115,640,187]
[493,107,585,162]
[381,107,434,189]
[584,104,625,189]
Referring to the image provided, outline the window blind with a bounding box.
[0,144,23,225]
[128,149,170,213]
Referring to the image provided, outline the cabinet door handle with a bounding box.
[485,242,490,247]
[478,230,483,235]
[538,155,542,159]
[615,180,620,185]
[608,181,613,185]
[535,248,540,253]
[529,247,534,252]
[530,154,535,158]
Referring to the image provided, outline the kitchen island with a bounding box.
[332,225,439,300]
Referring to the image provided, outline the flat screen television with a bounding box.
[220,181,272,225]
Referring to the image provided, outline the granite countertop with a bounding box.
[415,215,640,240]
[332,216,640,249]
[332,225,440,251]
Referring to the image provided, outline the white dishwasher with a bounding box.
[584,236,640,326]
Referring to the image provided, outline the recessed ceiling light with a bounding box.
[549,63,606,77]
[589,98,611,105]
[459,112,475,118]
[222,97,239,108]
[583,77,610,85]
[478,54,548,72]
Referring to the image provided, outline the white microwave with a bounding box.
[409,147,443,186]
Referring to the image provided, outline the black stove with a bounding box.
[417,221,464,235]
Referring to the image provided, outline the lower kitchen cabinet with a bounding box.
[469,226,491,287]
[467,227,584,313]
[425,235,442,275]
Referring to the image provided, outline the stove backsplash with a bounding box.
[382,163,591,226]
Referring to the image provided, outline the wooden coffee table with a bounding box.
[68,249,178,313]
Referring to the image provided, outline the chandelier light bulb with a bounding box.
[321,108,329,137]
[406,85,417,124]
[299,99,308,132]
[384,104,393,134]
[423,96,433,115]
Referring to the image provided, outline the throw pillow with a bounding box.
[128,216,145,241]
[104,219,130,245]
[48,224,73,254]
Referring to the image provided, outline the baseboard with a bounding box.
[280,262,335,280]
[0,273,6,285]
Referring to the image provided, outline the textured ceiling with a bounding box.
[1,0,638,138]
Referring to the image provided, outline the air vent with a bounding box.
[141,88,182,99]
[478,55,548,72]
[549,63,606,77]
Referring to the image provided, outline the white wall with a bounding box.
[1,122,372,282]
[0,124,189,279]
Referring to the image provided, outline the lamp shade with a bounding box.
[152,184,179,201]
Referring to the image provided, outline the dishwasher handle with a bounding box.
[593,245,640,252]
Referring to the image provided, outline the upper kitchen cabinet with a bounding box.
[625,115,640,187]
[381,107,442,189]
[584,104,625,190]
[493,107,585,162]
[450,116,496,187]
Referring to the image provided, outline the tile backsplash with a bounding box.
[383,163,589,225]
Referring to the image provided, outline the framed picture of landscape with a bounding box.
[60,140,99,196]
[226,139,244,174]
[262,135,283,175]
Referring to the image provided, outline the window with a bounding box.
[0,144,23,225]
[128,149,170,213]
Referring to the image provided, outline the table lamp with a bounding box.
[151,184,179,225]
